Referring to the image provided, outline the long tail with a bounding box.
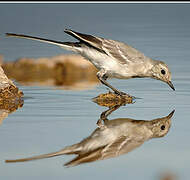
[5,33,80,52]
[5,150,64,163]
[5,145,78,163]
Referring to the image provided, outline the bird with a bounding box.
[5,109,175,167]
[6,29,175,95]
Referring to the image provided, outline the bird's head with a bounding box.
[149,110,175,138]
[151,61,175,91]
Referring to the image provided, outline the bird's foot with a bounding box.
[114,90,131,97]
[96,119,107,129]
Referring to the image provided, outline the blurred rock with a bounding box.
[159,172,178,180]
[0,54,4,65]
[2,54,99,90]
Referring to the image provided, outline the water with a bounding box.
[0,3,190,180]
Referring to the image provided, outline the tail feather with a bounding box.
[5,33,80,52]
[5,144,79,163]
[5,150,67,163]
[64,147,104,167]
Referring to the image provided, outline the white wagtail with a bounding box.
[5,109,174,166]
[6,29,175,95]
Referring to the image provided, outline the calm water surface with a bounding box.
[0,3,190,180]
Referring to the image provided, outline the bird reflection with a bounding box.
[5,104,174,167]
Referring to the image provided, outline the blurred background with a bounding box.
[0,3,189,180]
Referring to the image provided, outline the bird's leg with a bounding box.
[101,104,122,120]
[97,104,122,128]
[96,108,110,128]
[97,71,128,96]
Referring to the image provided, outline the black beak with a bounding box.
[167,81,175,91]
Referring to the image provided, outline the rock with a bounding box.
[92,91,134,107]
[0,66,23,100]
[2,54,99,90]
[0,65,23,125]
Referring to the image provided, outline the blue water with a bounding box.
[0,3,190,180]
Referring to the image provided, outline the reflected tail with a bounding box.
[5,144,78,163]
[5,150,66,163]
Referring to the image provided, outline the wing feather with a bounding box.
[64,146,105,167]
[102,40,146,65]
[64,29,104,52]
[64,29,146,65]
[102,135,144,158]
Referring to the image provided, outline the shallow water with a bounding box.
[0,3,190,180]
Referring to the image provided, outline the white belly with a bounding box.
[80,47,131,78]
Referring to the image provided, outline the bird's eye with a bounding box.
[161,69,166,75]
[161,125,165,130]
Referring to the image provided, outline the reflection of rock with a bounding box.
[5,107,174,167]
[0,110,9,125]
[2,54,99,90]
[0,98,24,125]
[92,91,134,107]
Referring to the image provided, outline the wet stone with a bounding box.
[92,91,134,107]
[0,66,23,100]
[0,84,23,99]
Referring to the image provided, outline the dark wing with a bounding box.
[64,29,105,53]
[64,146,105,167]
[64,29,146,65]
